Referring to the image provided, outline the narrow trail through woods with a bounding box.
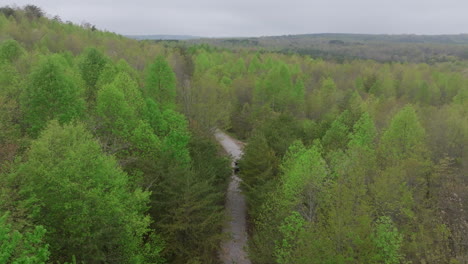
[215,130,251,264]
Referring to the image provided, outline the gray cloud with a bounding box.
[5,0,468,36]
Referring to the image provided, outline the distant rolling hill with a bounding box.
[259,33,468,44]
[126,33,468,63]
[127,34,201,40]
[187,33,468,63]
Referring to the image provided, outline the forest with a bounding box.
[0,5,467,264]
[188,33,468,63]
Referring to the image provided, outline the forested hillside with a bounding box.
[0,6,230,264]
[189,44,467,263]
[1,5,467,264]
[189,33,468,63]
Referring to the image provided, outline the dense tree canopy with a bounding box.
[0,213,50,264]
[145,56,177,109]
[15,121,151,263]
[78,47,108,103]
[0,5,467,264]
[22,55,85,137]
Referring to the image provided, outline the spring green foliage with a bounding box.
[223,45,466,264]
[78,47,108,103]
[274,211,305,264]
[0,6,233,264]
[322,111,351,151]
[380,105,427,165]
[145,56,177,109]
[0,213,50,264]
[97,80,138,138]
[372,216,403,264]
[187,52,234,131]
[248,141,330,263]
[95,71,163,161]
[0,39,24,63]
[159,109,191,164]
[280,142,328,213]
[348,112,377,149]
[22,55,85,137]
[16,121,151,263]
[0,62,21,163]
[254,63,293,111]
[0,5,467,264]
[239,133,277,218]
[180,38,468,263]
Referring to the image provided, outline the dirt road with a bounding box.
[215,130,251,264]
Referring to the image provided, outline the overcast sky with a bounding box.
[5,0,468,37]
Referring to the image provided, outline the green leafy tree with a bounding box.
[280,142,329,219]
[108,72,146,115]
[15,121,152,263]
[307,77,339,119]
[141,233,166,264]
[348,112,377,149]
[0,95,20,165]
[248,54,263,74]
[78,48,108,103]
[189,71,233,131]
[143,98,166,134]
[250,141,329,263]
[379,105,427,165]
[24,5,44,19]
[148,136,229,264]
[274,211,306,264]
[96,79,160,159]
[0,213,50,264]
[321,77,338,105]
[291,78,306,115]
[230,58,246,78]
[0,62,21,165]
[22,55,85,137]
[96,81,137,141]
[152,166,224,264]
[0,39,24,63]
[145,56,177,109]
[322,111,352,152]
[347,91,365,122]
[94,59,139,91]
[372,216,403,264]
[159,109,191,165]
[254,63,293,112]
[193,50,213,76]
[0,6,15,17]
[239,132,277,218]
[260,114,303,157]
